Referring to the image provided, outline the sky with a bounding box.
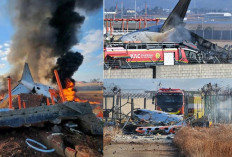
[104,0,232,11]
[0,0,103,82]
[73,8,103,82]
[104,78,232,92]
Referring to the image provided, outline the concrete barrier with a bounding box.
[156,64,232,79]
[104,64,232,79]
[104,68,154,79]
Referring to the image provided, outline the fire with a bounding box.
[93,106,103,118]
[62,79,76,101]
[62,79,100,105]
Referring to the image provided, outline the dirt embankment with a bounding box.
[174,125,232,157]
[0,128,55,157]
[0,126,103,157]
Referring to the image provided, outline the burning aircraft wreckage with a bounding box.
[0,63,102,135]
[0,64,103,156]
[104,0,232,69]
[0,0,103,156]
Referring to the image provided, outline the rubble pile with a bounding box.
[103,127,179,157]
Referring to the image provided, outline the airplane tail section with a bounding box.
[160,0,191,32]
[21,63,34,83]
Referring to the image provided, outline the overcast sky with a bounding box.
[104,78,232,92]
[105,0,232,11]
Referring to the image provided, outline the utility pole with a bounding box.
[131,98,134,120]
[145,0,147,19]
[230,24,232,40]
[202,19,204,38]
[135,0,136,19]
[121,2,123,19]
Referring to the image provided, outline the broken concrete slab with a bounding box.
[0,102,103,135]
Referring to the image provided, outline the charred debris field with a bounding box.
[0,81,103,156]
[0,62,103,156]
[104,125,232,157]
[103,126,179,157]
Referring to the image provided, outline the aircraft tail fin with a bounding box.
[21,63,34,83]
[160,0,191,32]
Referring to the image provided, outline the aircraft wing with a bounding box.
[2,84,31,101]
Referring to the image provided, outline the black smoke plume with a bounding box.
[48,0,85,86]
[49,0,85,56]
[52,52,84,88]
[2,0,102,90]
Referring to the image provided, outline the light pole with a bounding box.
[135,0,136,19]
[202,18,204,38]
[230,24,231,40]
[212,27,214,40]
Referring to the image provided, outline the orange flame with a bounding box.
[63,79,101,105]
[93,106,103,118]
[63,79,75,101]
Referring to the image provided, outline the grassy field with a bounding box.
[76,82,103,87]
[174,125,232,157]
[75,82,103,103]
[76,90,103,103]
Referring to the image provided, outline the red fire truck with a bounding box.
[104,42,204,69]
[155,88,185,115]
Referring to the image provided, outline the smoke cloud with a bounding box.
[2,0,102,90]
[51,52,84,88]
[167,25,192,42]
[217,97,232,123]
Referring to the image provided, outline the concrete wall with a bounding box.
[156,64,232,79]
[104,64,232,79]
[104,68,153,79]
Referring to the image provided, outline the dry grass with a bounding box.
[76,90,103,102]
[174,125,232,157]
[76,82,103,87]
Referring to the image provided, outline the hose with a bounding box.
[25,138,55,153]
